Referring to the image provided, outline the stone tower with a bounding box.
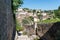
[0,0,15,40]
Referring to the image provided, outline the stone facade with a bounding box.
[0,0,15,40]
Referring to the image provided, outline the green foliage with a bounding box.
[34,37,39,40]
[12,0,23,31]
[53,6,60,18]
[38,6,60,23]
[58,6,60,10]
[12,0,23,12]
[41,18,60,23]
[54,10,60,18]
[23,8,32,13]
[22,19,29,24]
[28,16,34,21]
[23,8,29,10]
[37,14,42,19]
[16,24,24,31]
[33,9,36,14]
[22,17,34,25]
[23,32,27,35]
[16,20,24,31]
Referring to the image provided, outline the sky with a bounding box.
[21,0,60,10]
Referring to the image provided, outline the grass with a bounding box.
[39,18,60,24]
[16,23,24,31]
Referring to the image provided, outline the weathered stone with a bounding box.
[40,22,60,40]
[0,0,15,40]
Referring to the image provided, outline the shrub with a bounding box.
[16,24,24,31]
[23,32,27,35]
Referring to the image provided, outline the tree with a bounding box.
[12,0,23,12]
[12,0,23,21]
[33,9,36,15]
[54,6,60,18]
[22,19,29,24]
[28,16,34,21]
[16,23,24,31]
[23,8,29,10]
[54,10,60,18]
[12,0,23,32]
[58,6,60,10]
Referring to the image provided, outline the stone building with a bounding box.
[0,0,15,40]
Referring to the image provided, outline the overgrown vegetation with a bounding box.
[16,21,24,31]
[12,0,23,12]
[34,37,39,40]
[41,18,60,23]
[38,6,60,23]
[12,0,23,31]
[16,19,24,31]
[23,32,27,35]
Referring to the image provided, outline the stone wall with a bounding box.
[24,25,35,35]
[24,23,53,36]
[40,22,60,40]
[24,22,60,40]
[37,23,53,37]
[0,0,15,40]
